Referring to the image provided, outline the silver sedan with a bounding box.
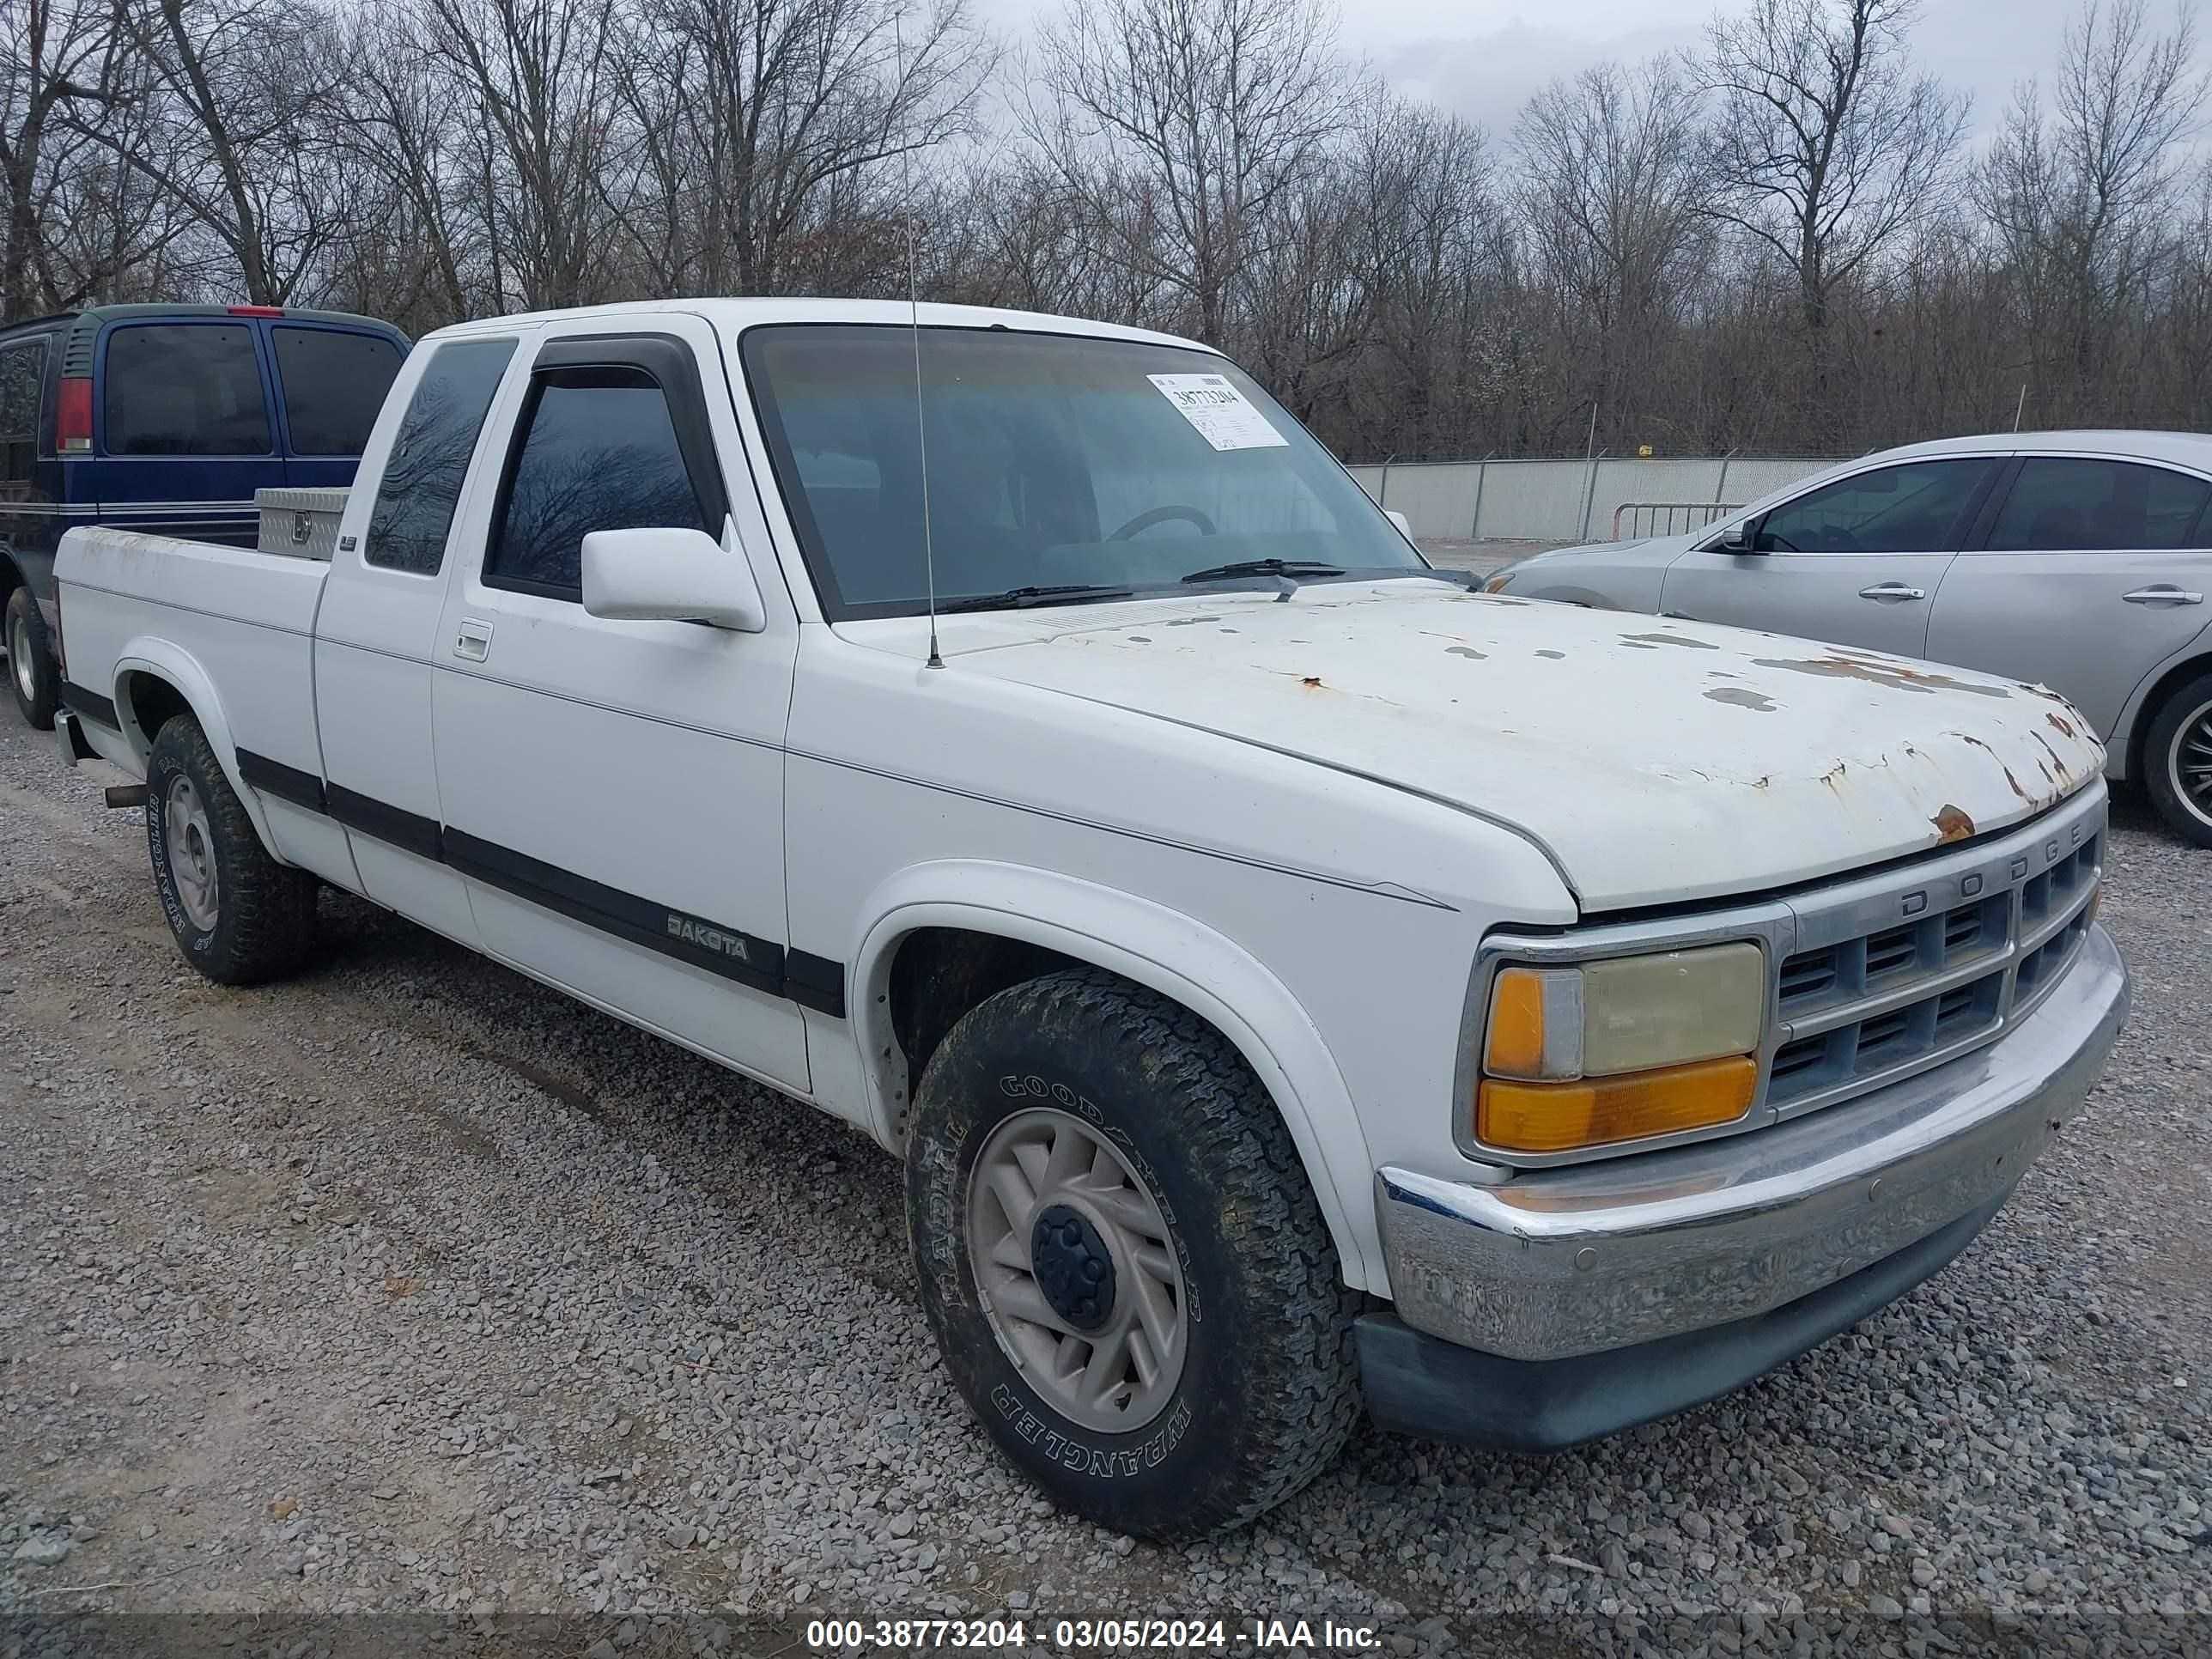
[1486,430,2212,846]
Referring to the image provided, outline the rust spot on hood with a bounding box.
[1446,646,1487,659]
[1705,686,1777,712]
[1931,804,1976,842]
[1301,676,1324,689]
[1621,631,1718,650]
[1753,655,2009,697]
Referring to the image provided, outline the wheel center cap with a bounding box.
[1030,1202,1116,1333]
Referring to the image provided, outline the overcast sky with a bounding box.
[971,0,2094,142]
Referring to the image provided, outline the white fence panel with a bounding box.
[1370,463,1483,538]
[1589,458,1729,542]
[1717,457,1838,513]
[1346,454,1847,540]
[1471,462,1582,539]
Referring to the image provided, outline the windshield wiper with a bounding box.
[934,583,1135,614]
[1179,557,1347,585]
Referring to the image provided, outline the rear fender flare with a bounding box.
[846,860,1384,1293]
[112,641,282,859]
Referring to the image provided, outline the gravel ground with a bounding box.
[2,707,2209,1658]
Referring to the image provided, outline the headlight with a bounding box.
[1475,943,1763,1152]
[1480,570,1515,593]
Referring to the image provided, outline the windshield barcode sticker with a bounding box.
[1148,373,1288,451]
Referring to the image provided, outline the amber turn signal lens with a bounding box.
[1483,966,1554,1079]
[1477,1054,1758,1153]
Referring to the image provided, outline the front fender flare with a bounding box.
[847,860,1385,1294]
[111,641,281,859]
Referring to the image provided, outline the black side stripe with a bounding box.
[240,761,842,1015]
[60,681,118,728]
[443,826,786,1000]
[236,748,325,813]
[325,782,444,863]
[784,950,848,1018]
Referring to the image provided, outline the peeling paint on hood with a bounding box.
[844,580,2108,911]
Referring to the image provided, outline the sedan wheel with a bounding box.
[2145,672,2212,848]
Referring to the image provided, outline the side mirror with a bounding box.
[1384,508,1414,542]
[1710,522,1758,555]
[580,526,767,632]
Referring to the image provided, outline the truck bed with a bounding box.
[57,526,331,807]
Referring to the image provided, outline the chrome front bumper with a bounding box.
[1376,922,2129,1364]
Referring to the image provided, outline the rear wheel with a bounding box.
[2144,672,2212,848]
[906,967,1362,1538]
[5,586,57,731]
[145,715,319,983]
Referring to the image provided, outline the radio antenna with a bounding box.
[896,13,943,670]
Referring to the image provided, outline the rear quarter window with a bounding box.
[274,327,405,455]
[103,323,270,455]
[0,335,46,487]
[364,337,518,575]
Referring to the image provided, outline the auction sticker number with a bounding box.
[1147,373,1288,451]
[806,1619,1027,1648]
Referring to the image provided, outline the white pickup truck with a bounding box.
[53,300,2128,1537]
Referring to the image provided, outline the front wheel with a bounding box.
[2144,672,2212,848]
[5,586,58,730]
[907,968,1362,1538]
[145,715,319,983]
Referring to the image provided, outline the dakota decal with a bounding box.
[666,915,750,962]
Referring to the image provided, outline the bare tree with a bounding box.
[1025,0,1348,343]
[1,0,135,320]
[334,4,484,326]
[1698,0,1966,337]
[1976,0,2206,413]
[1516,59,1712,447]
[604,0,987,296]
[98,0,354,304]
[416,0,623,310]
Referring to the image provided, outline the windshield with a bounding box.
[740,324,1422,618]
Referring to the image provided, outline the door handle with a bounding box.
[1858,582,1926,602]
[454,617,493,661]
[2121,586,2204,606]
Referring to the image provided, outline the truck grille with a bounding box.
[1765,802,2103,1119]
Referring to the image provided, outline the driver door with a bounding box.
[1661,458,2001,657]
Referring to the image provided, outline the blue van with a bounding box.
[0,303,409,727]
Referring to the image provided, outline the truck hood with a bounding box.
[885,581,2106,911]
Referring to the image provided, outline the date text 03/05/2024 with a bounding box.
[802,1618,1381,1650]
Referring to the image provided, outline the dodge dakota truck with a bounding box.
[52,300,2129,1538]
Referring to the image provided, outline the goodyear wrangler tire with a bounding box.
[907,967,1362,1538]
[146,715,318,985]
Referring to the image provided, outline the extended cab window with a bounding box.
[274,327,404,455]
[0,335,45,488]
[1987,458,2212,551]
[365,337,517,575]
[485,368,708,598]
[1753,460,1992,554]
[104,323,270,455]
